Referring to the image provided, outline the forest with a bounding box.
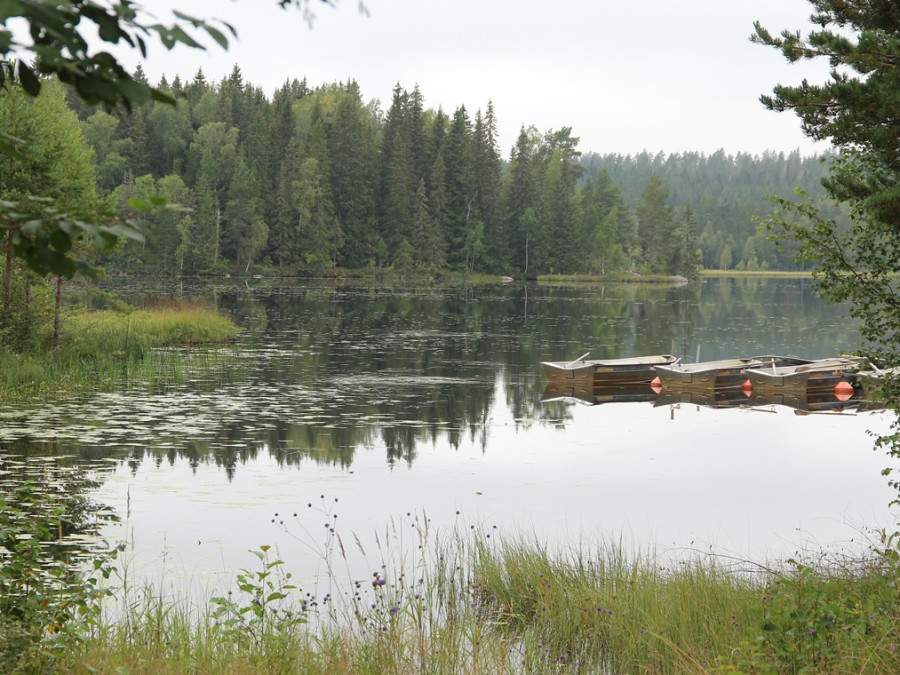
[5,66,839,281]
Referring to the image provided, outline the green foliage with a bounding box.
[677,205,702,279]
[584,149,834,272]
[209,545,308,648]
[754,1,900,366]
[0,465,120,672]
[765,186,900,360]
[0,1,335,278]
[0,302,239,401]
[0,78,141,278]
[0,263,53,351]
[748,554,900,672]
[755,2,900,497]
[636,173,677,273]
[0,3,330,111]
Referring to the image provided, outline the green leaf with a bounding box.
[0,0,24,23]
[202,23,229,49]
[16,60,40,96]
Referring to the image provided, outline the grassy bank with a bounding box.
[0,301,240,401]
[9,531,898,674]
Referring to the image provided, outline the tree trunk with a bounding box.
[53,276,62,349]
[524,233,529,276]
[3,229,12,321]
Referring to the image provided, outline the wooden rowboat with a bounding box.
[541,353,677,385]
[653,355,813,391]
[653,357,764,390]
[743,356,868,393]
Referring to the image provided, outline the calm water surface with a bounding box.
[2,278,897,595]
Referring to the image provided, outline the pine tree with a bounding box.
[412,177,444,273]
[636,174,676,273]
[472,104,503,272]
[443,106,476,270]
[270,137,305,268]
[328,82,377,268]
[384,130,413,253]
[502,126,538,274]
[296,156,339,273]
[753,1,900,363]
[676,205,701,279]
[535,128,582,274]
[223,153,265,269]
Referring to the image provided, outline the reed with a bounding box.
[59,301,239,354]
[472,537,900,672]
[0,302,239,401]
[472,538,764,671]
[42,525,900,673]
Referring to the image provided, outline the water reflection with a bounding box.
[3,278,897,587]
[0,278,874,475]
[542,380,871,413]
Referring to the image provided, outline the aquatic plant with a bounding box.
[0,458,121,672]
[4,486,898,672]
[0,302,240,402]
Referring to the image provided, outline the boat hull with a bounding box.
[653,358,763,390]
[744,357,867,394]
[541,354,677,386]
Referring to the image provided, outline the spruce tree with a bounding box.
[753,1,900,363]
[636,174,676,273]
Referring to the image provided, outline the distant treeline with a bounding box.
[579,150,837,272]
[65,66,836,277]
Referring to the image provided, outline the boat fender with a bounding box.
[834,381,854,401]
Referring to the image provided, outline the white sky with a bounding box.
[114,0,832,159]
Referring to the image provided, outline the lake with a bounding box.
[1,277,897,600]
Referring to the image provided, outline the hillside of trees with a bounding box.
[579,151,839,272]
[52,66,839,278]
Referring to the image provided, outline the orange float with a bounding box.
[834,380,854,401]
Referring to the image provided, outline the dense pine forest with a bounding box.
[25,65,838,278]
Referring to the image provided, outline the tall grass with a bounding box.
[472,537,900,673]
[0,301,239,401]
[472,540,763,671]
[59,300,240,354]
[41,518,900,673]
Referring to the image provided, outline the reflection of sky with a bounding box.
[4,278,889,602]
[93,378,899,601]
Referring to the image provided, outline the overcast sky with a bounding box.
[115,0,833,159]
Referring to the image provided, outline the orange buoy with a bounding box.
[650,377,662,394]
[834,380,854,401]
[741,379,753,396]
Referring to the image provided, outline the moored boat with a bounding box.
[653,357,765,390]
[743,356,868,393]
[540,353,677,385]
